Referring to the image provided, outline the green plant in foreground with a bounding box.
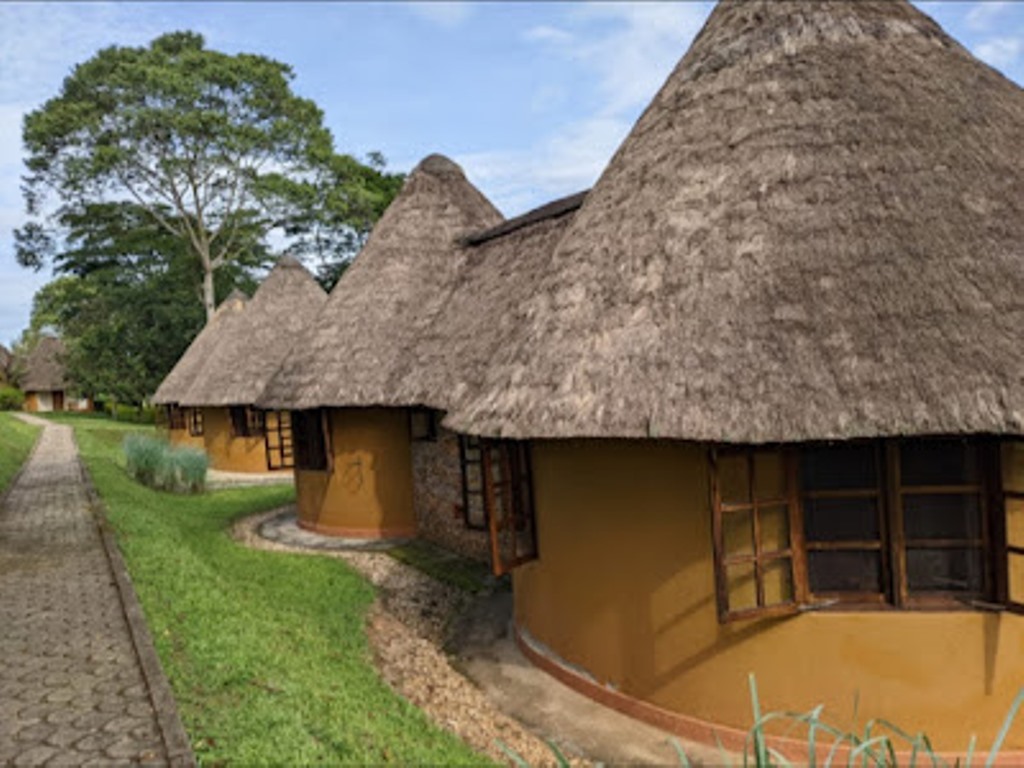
[124,433,167,487]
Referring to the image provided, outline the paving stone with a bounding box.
[0,419,172,763]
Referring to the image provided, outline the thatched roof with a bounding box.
[179,257,326,407]
[20,336,67,393]
[151,290,248,405]
[259,154,503,410]
[399,191,586,412]
[446,0,1024,443]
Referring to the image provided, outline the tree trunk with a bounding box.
[202,268,216,322]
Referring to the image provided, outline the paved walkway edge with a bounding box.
[75,446,196,768]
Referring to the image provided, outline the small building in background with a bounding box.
[20,336,91,413]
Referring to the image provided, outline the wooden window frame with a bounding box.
[459,435,488,531]
[165,405,185,431]
[186,407,204,437]
[230,406,265,438]
[264,410,294,471]
[712,438,1010,623]
[293,409,331,472]
[482,439,538,576]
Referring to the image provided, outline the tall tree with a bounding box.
[18,31,330,320]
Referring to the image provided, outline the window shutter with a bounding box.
[1002,441,1024,612]
[483,439,538,576]
[264,411,294,470]
[710,447,803,623]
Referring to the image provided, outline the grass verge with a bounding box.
[64,414,485,765]
[0,411,41,495]
[387,539,503,593]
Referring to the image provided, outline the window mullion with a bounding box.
[786,449,809,604]
[885,440,908,608]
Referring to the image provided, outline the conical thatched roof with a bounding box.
[259,154,503,410]
[179,257,326,407]
[398,191,586,412]
[151,290,248,405]
[447,0,1024,443]
[20,336,67,393]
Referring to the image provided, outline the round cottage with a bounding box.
[443,0,1024,756]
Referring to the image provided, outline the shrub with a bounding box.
[123,434,207,494]
[0,386,25,411]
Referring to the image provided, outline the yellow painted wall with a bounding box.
[295,407,415,538]
[201,407,277,474]
[514,439,1024,750]
[167,425,205,452]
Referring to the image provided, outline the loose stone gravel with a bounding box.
[233,507,563,765]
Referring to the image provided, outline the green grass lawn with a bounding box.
[0,411,41,495]
[62,414,485,765]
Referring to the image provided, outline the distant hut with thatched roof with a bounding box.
[19,336,91,412]
[431,0,1024,757]
[259,154,503,542]
[154,259,327,473]
[153,289,248,453]
[177,257,326,473]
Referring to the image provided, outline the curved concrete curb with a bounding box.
[74,442,196,768]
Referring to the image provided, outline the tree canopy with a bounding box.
[18,30,400,315]
[13,31,403,403]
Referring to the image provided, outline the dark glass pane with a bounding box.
[801,444,877,491]
[804,497,880,542]
[900,440,978,486]
[808,550,882,593]
[903,494,981,540]
[906,547,983,593]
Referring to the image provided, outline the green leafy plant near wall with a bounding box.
[124,434,207,494]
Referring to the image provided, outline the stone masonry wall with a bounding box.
[411,427,491,562]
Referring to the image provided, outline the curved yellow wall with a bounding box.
[167,426,205,452]
[201,407,278,474]
[295,408,415,538]
[515,439,1024,751]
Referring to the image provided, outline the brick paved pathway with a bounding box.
[0,416,187,765]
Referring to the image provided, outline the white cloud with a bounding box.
[966,1,1011,32]
[459,115,630,215]
[524,25,574,45]
[975,36,1023,69]
[406,2,474,29]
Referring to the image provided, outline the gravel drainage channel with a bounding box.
[231,506,559,765]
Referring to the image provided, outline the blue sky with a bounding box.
[1,1,1022,346]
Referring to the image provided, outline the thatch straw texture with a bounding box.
[20,336,67,393]
[179,257,326,407]
[446,0,1024,443]
[151,291,248,405]
[399,192,585,412]
[259,154,503,410]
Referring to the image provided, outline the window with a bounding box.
[230,406,265,438]
[481,439,538,576]
[164,405,185,430]
[711,438,1013,621]
[410,408,438,442]
[292,409,329,471]
[459,435,488,530]
[264,410,294,471]
[186,408,204,437]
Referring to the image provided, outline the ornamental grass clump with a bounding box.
[124,434,207,494]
